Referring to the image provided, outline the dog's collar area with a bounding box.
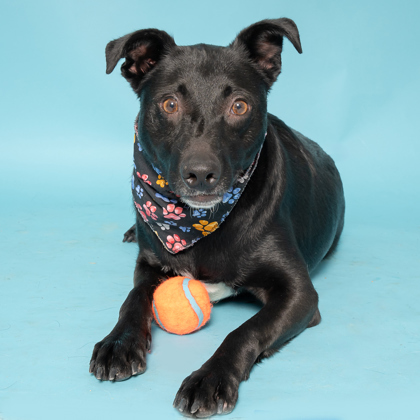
[132,118,265,254]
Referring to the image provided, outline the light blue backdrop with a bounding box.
[1,0,419,419]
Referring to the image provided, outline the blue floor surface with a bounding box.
[1,1,420,419]
[1,176,419,419]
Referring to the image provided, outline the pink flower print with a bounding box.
[166,234,187,253]
[135,202,148,222]
[163,203,186,220]
[143,201,158,220]
[136,172,152,185]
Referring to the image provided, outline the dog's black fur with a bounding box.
[90,18,345,418]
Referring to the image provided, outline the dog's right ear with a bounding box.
[105,29,176,89]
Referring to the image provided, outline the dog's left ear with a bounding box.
[232,18,302,87]
[105,29,176,90]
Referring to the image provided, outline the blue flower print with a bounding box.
[192,209,207,218]
[223,187,241,204]
[179,226,191,233]
[220,211,230,223]
[131,175,135,190]
[152,164,162,174]
[137,142,143,152]
[136,185,144,199]
[155,192,178,204]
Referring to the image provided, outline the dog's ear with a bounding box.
[105,29,176,89]
[232,18,302,87]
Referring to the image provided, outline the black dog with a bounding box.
[90,18,345,417]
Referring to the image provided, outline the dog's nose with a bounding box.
[181,154,221,191]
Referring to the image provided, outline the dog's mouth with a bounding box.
[180,194,224,209]
[177,171,247,210]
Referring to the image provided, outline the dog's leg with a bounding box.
[89,256,161,381]
[123,224,137,242]
[173,259,318,417]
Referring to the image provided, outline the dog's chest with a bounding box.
[162,265,236,302]
[179,270,236,302]
[202,282,236,302]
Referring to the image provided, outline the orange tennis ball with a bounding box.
[152,276,212,335]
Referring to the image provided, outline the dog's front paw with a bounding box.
[89,330,151,381]
[173,366,239,418]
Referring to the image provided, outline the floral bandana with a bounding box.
[132,116,264,254]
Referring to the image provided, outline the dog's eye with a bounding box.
[231,100,248,115]
[162,98,179,114]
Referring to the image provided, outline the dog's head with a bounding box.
[106,19,301,209]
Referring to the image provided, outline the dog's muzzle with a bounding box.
[181,151,222,192]
[180,150,224,208]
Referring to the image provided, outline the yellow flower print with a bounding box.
[156,175,168,188]
[192,220,219,236]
